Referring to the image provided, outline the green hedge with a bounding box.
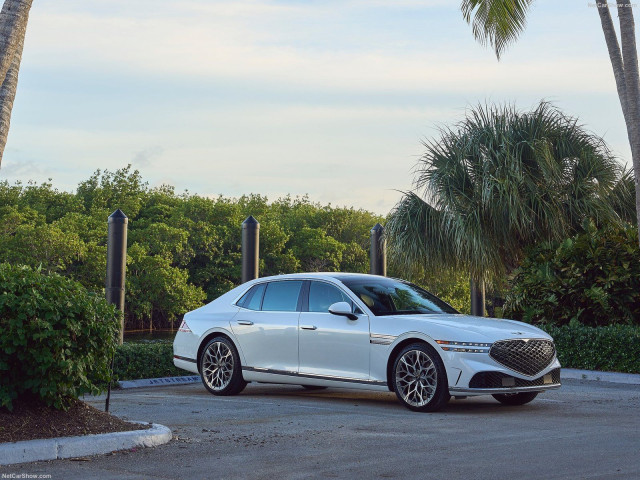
[540,324,640,374]
[0,264,119,410]
[113,341,186,381]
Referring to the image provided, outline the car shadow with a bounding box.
[232,384,549,414]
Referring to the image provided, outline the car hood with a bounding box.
[377,314,550,343]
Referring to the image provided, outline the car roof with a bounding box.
[251,272,390,283]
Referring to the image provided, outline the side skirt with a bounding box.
[241,366,388,390]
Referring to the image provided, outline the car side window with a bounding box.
[308,281,352,313]
[261,281,303,312]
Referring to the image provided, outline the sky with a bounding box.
[0,0,633,215]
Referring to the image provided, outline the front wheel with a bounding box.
[391,343,450,412]
[200,337,247,396]
[492,392,538,406]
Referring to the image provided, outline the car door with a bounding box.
[231,280,303,373]
[298,280,370,380]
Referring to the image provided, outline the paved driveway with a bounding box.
[2,379,639,479]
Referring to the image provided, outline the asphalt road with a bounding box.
[2,379,639,480]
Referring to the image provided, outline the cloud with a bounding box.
[132,146,163,167]
[25,0,615,96]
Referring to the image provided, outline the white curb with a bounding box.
[561,368,640,385]
[0,423,172,466]
[118,375,201,389]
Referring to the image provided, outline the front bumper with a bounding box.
[449,367,561,395]
[449,383,561,395]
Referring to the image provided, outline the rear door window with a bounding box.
[261,281,303,312]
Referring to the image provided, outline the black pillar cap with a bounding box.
[371,223,384,233]
[108,209,128,222]
[242,215,260,226]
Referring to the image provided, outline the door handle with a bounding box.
[236,320,254,325]
[300,325,317,330]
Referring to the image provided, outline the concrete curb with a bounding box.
[118,375,201,389]
[561,368,640,385]
[0,423,172,466]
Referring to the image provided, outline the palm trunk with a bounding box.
[597,4,631,141]
[616,1,640,243]
[0,0,31,167]
[0,17,24,165]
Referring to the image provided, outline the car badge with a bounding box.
[511,331,524,335]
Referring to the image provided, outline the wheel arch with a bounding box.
[385,336,446,392]
[196,328,242,373]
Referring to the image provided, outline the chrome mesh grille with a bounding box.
[489,339,555,376]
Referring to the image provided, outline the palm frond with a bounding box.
[461,0,534,59]
[388,101,626,285]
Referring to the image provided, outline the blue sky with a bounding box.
[1,0,632,214]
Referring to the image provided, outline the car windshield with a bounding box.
[341,278,458,316]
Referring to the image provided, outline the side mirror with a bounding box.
[328,301,358,320]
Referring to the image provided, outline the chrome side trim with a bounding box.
[449,383,561,395]
[370,333,397,345]
[174,355,198,364]
[242,366,386,386]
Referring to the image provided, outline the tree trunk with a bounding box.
[597,3,631,142]
[0,0,31,167]
[470,277,485,317]
[616,1,640,243]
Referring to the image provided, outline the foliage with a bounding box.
[0,167,384,330]
[113,341,184,381]
[504,222,640,326]
[0,264,120,410]
[541,324,640,374]
[461,0,534,59]
[386,102,631,288]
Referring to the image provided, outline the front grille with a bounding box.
[469,368,561,389]
[489,339,555,376]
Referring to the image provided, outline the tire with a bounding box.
[391,343,450,412]
[300,385,328,391]
[492,392,538,406]
[200,336,247,396]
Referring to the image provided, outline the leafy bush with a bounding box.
[504,222,640,326]
[113,341,184,381]
[0,264,120,410]
[541,324,640,374]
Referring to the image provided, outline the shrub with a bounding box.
[113,341,184,381]
[0,264,120,410]
[541,324,640,374]
[504,222,640,326]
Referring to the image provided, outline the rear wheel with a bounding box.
[492,392,538,406]
[200,337,247,396]
[391,343,450,412]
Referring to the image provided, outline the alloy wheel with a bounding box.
[202,341,234,391]
[395,349,438,407]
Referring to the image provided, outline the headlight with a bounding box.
[436,340,491,353]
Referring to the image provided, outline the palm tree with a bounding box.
[386,102,630,315]
[0,0,33,168]
[460,0,640,243]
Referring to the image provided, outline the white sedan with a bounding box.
[173,273,561,412]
